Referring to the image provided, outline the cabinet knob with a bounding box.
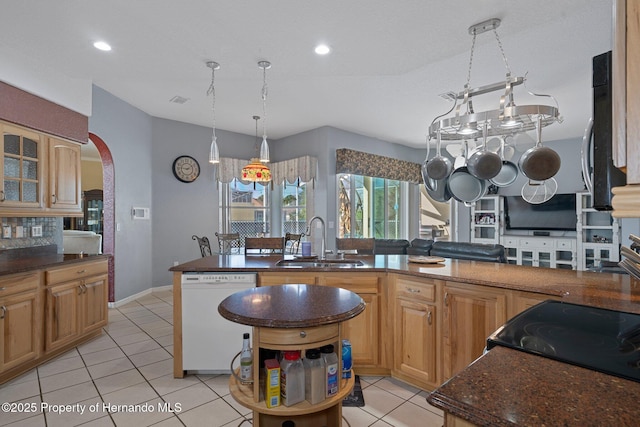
[299,331,307,338]
[52,194,57,204]
[427,310,432,325]
[407,288,420,294]
[444,292,449,306]
[0,305,5,319]
[77,269,87,274]
[0,191,4,202]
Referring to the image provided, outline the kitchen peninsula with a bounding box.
[170,254,638,425]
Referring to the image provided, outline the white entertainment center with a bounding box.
[470,193,620,271]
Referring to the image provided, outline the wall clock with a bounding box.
[172,155,200,183]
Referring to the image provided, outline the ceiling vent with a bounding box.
[169,95,189,104]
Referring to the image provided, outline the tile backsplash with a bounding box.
[0,217,58,250]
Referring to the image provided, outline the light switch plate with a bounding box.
[31,225,43,237]
[3,226,11,238]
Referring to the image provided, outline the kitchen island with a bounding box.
[170,254,639,425]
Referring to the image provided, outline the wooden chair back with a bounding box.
[215,232,241,254]
[192,235,212,257]
[336,238,375,255]
[284,233,304,254]
[245,237,285,254]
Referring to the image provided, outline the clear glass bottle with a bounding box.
[321,344,339,397]
[303,348,325,404]
[240,333,253,384]
[280,350,305,406]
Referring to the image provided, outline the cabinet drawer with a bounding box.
[502,237,518,247]
[46,260,107,285]
[259,324,339,347]
[556,239,575,249]
[396,278,436,302]
[519,238,552,248]
[0,272,39,297]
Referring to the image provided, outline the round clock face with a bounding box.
[172,156,200,183]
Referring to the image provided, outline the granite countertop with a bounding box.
[427,346,640,427]
[171,254,639,314]
[218,283,365,328]
[0,247,109,276]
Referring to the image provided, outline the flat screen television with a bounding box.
[504,194,577,231]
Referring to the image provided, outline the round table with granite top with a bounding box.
[218,284,366,427]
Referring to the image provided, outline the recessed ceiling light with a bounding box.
[93,41,112,51]
[314,44,331,55]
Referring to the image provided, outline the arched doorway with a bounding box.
[88,133,116,302]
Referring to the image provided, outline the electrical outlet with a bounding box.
[3,226,11,238]
[31,225,43,237]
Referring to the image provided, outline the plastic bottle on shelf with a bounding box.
[239,333,253,384]
[280,351,305,406]
[303,348,326,404]
[321,344,339,397]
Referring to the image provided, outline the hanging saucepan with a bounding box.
[425,129,452,180]
[421,139,452,202]
[447,140,487,206]
[467,122,502,180]
[519,116,561,181]
[489,136,519,187]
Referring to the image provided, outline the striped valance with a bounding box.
[216,155,317,185]
[335,148,421,184]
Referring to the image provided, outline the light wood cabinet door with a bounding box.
[0,290,40,370]
[0,122,44,211]
[442,282,507,380]
[80,274,108,334]
[394,298,437,388]
[48,137,81,211]
[318,274,381,368]
[45,281,80,351]
[508,291,558,319]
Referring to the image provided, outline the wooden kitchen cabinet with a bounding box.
[393,275,441,389]
[47,136,81,213]
[507,290,559,319]
[0,122,44,212]
[442,281,507,380]
[0,272,40,371]
[317,273,381,370]
[45,259,108,351]
[258,272,317,286]
[611,0,640,216]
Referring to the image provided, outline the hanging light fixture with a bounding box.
[429,18,562,143]
[258,60,271,163]
[242,116,272,182]
[206,61,221,164]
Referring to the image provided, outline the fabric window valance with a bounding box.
[217,156,317,185]
[335,148,421,184]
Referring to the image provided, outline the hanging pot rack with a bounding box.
[428,18,562,142]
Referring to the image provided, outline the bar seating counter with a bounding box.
[218,284,365,427]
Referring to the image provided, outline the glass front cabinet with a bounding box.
[1,123,43,209]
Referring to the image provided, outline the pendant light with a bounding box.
[206,61,221,164]
[241,116,272,182]
[258,60,271,163]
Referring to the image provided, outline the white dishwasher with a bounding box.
[181,272,255,373]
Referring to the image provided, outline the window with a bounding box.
[338,174,406,239]
[220,179,271,240]
[282,181,309,234]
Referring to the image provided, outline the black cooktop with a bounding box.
[487,300,640,383]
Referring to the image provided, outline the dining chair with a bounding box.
[336,238,375,255]
[284,233,304,254]
[192,235,212,257]
[244,237,285,254]
[215,232,241,254]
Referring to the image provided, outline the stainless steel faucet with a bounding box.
[307,216,327,260]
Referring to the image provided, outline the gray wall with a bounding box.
[89,86,153,301]
[90,87,639,300]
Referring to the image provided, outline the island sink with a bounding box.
[275,259,364,268]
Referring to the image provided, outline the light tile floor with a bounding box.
[0,290,444,427]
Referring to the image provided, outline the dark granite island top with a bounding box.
[428,346,640,427]
[218,283,365,328]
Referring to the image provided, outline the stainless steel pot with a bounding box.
[489,137,519,187]
[446,141,487,206]
[467,123,502,180]
[519,116,561,181]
